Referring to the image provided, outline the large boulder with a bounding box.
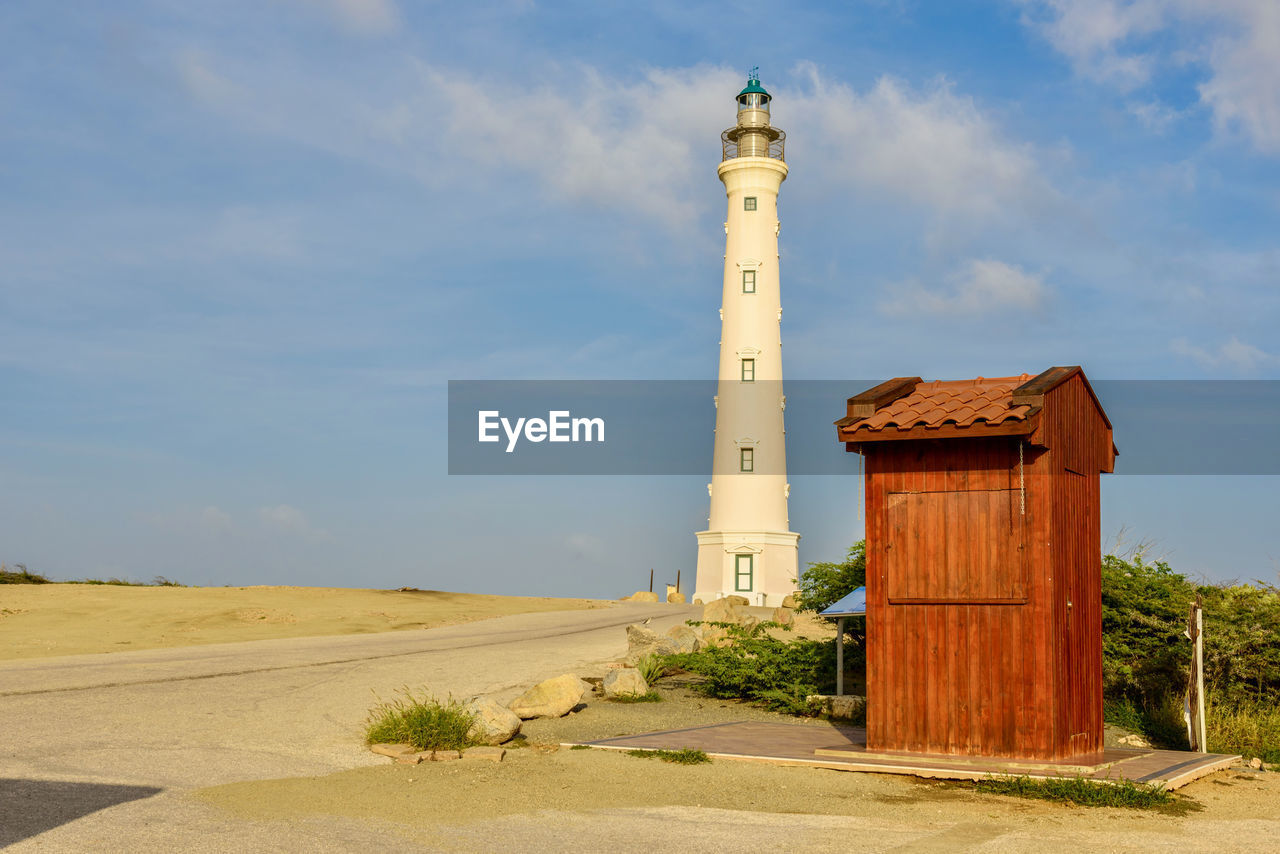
[725,595,750,607]
[771,606,795,628]
[694,622,731,648]
[622,591,660,603]
[781,594,798,610]
[463,696,522,745]
[701,597,745,625]
[508,674,591,720]
[667,591,687,604]
[664,624,701,654]
[602,668,649,698]
[626,623,661,650]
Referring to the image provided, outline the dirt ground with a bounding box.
[196,683,1280,851]
[0,584,606,659]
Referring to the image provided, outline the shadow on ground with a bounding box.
[0,778,162,846]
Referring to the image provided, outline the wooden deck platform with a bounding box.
[574,721,1238,790]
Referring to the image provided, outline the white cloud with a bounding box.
[786,68,1049,219]
[171,55,1049,229]
[1020,0,1165,89]
[1170,335,1276,372]
[881,258,1051,316]
[1019,1,1280,152]
[257,504,332,540]
[139,505,234,536]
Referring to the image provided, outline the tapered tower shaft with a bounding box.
[694,72,799,607]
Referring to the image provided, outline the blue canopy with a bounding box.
[819,587,866,617]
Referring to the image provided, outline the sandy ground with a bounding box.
[0,584,606,659]
[194,683,1280,852]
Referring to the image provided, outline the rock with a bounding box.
[395,751,432,765]
[370,743,417,758]
[508,674,591,720]
[725,595,749,607]
[694,623,731,648]
[804,694,866,720]
[771,606,795,627]
[738,614,760,633]
[701,598,744,625]
[464,696,522,746]
[623,591,660,603]
[829,695,865,720]
[781,594,798,610]
[431,750,462,761]
[602,667,649,698]
[1250,757,1264,770]
[626,623,661,649]
[664,624,701,654]
[1118,733,1152,749]
[462,746,506,763]
[667,591,687,604]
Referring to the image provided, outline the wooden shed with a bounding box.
[835,366,1116,760]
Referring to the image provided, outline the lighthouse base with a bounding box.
[693,529,800,608]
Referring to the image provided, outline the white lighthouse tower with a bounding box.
[694,71,799,607]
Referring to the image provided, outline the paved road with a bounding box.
[0,603,699,851]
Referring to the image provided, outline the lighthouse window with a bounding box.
[741,358,755,382]
[742,270,756,293]
[739,447,754,473]
[735,554,754,591]
[743,196,757,211]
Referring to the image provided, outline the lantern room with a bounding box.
[835,366,1116,761]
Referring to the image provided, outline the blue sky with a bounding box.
[2,0,1278,595]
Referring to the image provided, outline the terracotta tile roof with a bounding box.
[840,374,1038,436]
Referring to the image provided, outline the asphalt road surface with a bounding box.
[1,603,703,851]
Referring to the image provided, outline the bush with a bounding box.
[794,541,866,612]
[0,564,49,584]
[634,654,666,685]
[665,624,858,715]
[365,689,476,751]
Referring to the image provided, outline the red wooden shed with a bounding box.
[835,366,1116,760]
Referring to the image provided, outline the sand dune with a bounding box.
[0,584,607,659]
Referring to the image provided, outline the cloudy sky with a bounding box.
[2,0,1278,595]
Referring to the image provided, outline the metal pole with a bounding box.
[836,617,845,697]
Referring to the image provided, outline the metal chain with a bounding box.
[1019,441,1026,516]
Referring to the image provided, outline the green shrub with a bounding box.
[794,541,865,612]
[666,624,857,715]
[0,564,49,584]
[975,774,1177,810]
[364,689,476,751]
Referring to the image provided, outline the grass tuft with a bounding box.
[364,688,476,752]
[1207,696,1280,764]
[625,748,710,765]
[608,690,662,704]
[975,774,1178,810]
[569,744,593,750]
[634,655,666,685]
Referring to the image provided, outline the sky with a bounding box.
[2,0,1278,596]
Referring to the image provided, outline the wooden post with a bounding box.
[1185,595,1207,752]
[676,570,681,594]
[836,617,846,696]
[649,569,654,593]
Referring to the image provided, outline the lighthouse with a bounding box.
[693,71,800,607]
